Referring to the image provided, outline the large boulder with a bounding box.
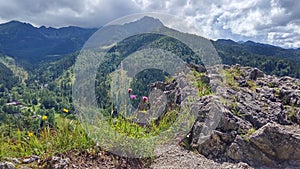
[227,123,300,168]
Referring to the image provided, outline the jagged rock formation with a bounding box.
[149,63,300,168]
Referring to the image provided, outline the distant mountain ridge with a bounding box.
[1,18,300,77]
[0,20,97,65]
[214,39,300,60]
[213,38,300,77]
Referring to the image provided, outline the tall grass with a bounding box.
[0,116,94,158]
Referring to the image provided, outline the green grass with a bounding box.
[274,88,281,97]
[111,110,179,138]
[165,76,175,84]
[221,67,244,90]
[268,82,276,88]
[246,80,257,90]
[247,128,256,135]
[0,105,191,159]
[89,108,186,157]
[74,98,197,158]
[0,116,94,158]
[287,105,298,121]
[240,128,256,143]
[226,96,246,118]
[188,70,212,97]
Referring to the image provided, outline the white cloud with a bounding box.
[0,0,141,27]
[267,23,300,48]
[0,0,299,48]
[134,0,300,48]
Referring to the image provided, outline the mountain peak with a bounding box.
[5,20,23,24]
[1,20,33,27]
[215,39,237,45]
[243,40,258,45]
[124,16,164,28]
[139,16,163,24]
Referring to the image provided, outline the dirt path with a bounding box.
[151,144,252,169]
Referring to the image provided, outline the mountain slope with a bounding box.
[0,61,19,91]
[0,54,28,83]
[0,21,97,65]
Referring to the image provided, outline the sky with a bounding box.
[0,0,299,48]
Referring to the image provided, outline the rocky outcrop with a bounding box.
[188,65,300,168]
[146,63,300,168]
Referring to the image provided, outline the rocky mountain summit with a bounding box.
[152,63,300,168]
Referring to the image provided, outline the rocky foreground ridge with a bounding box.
[150,64,300,168]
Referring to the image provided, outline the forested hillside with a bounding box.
[213,39,300,77]
[0,62,19,91]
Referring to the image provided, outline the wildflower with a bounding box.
[28,132,34,137]
[130,95,137,100]
[142,96,148,102]
[41,115,48,121]
[63,108,69,113]
[128,88,133,94]
[176,136,182,144]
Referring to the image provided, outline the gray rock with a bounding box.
[49,156,70,169]
[0,162,15,169]
[226,123,300,168]
[3,157,21,164]
[226,135,276,167]
[188,63,207,73]
[279,89,300,106]
[22,155,39,164]
[249,68,264,80]
[199,75,210,85]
